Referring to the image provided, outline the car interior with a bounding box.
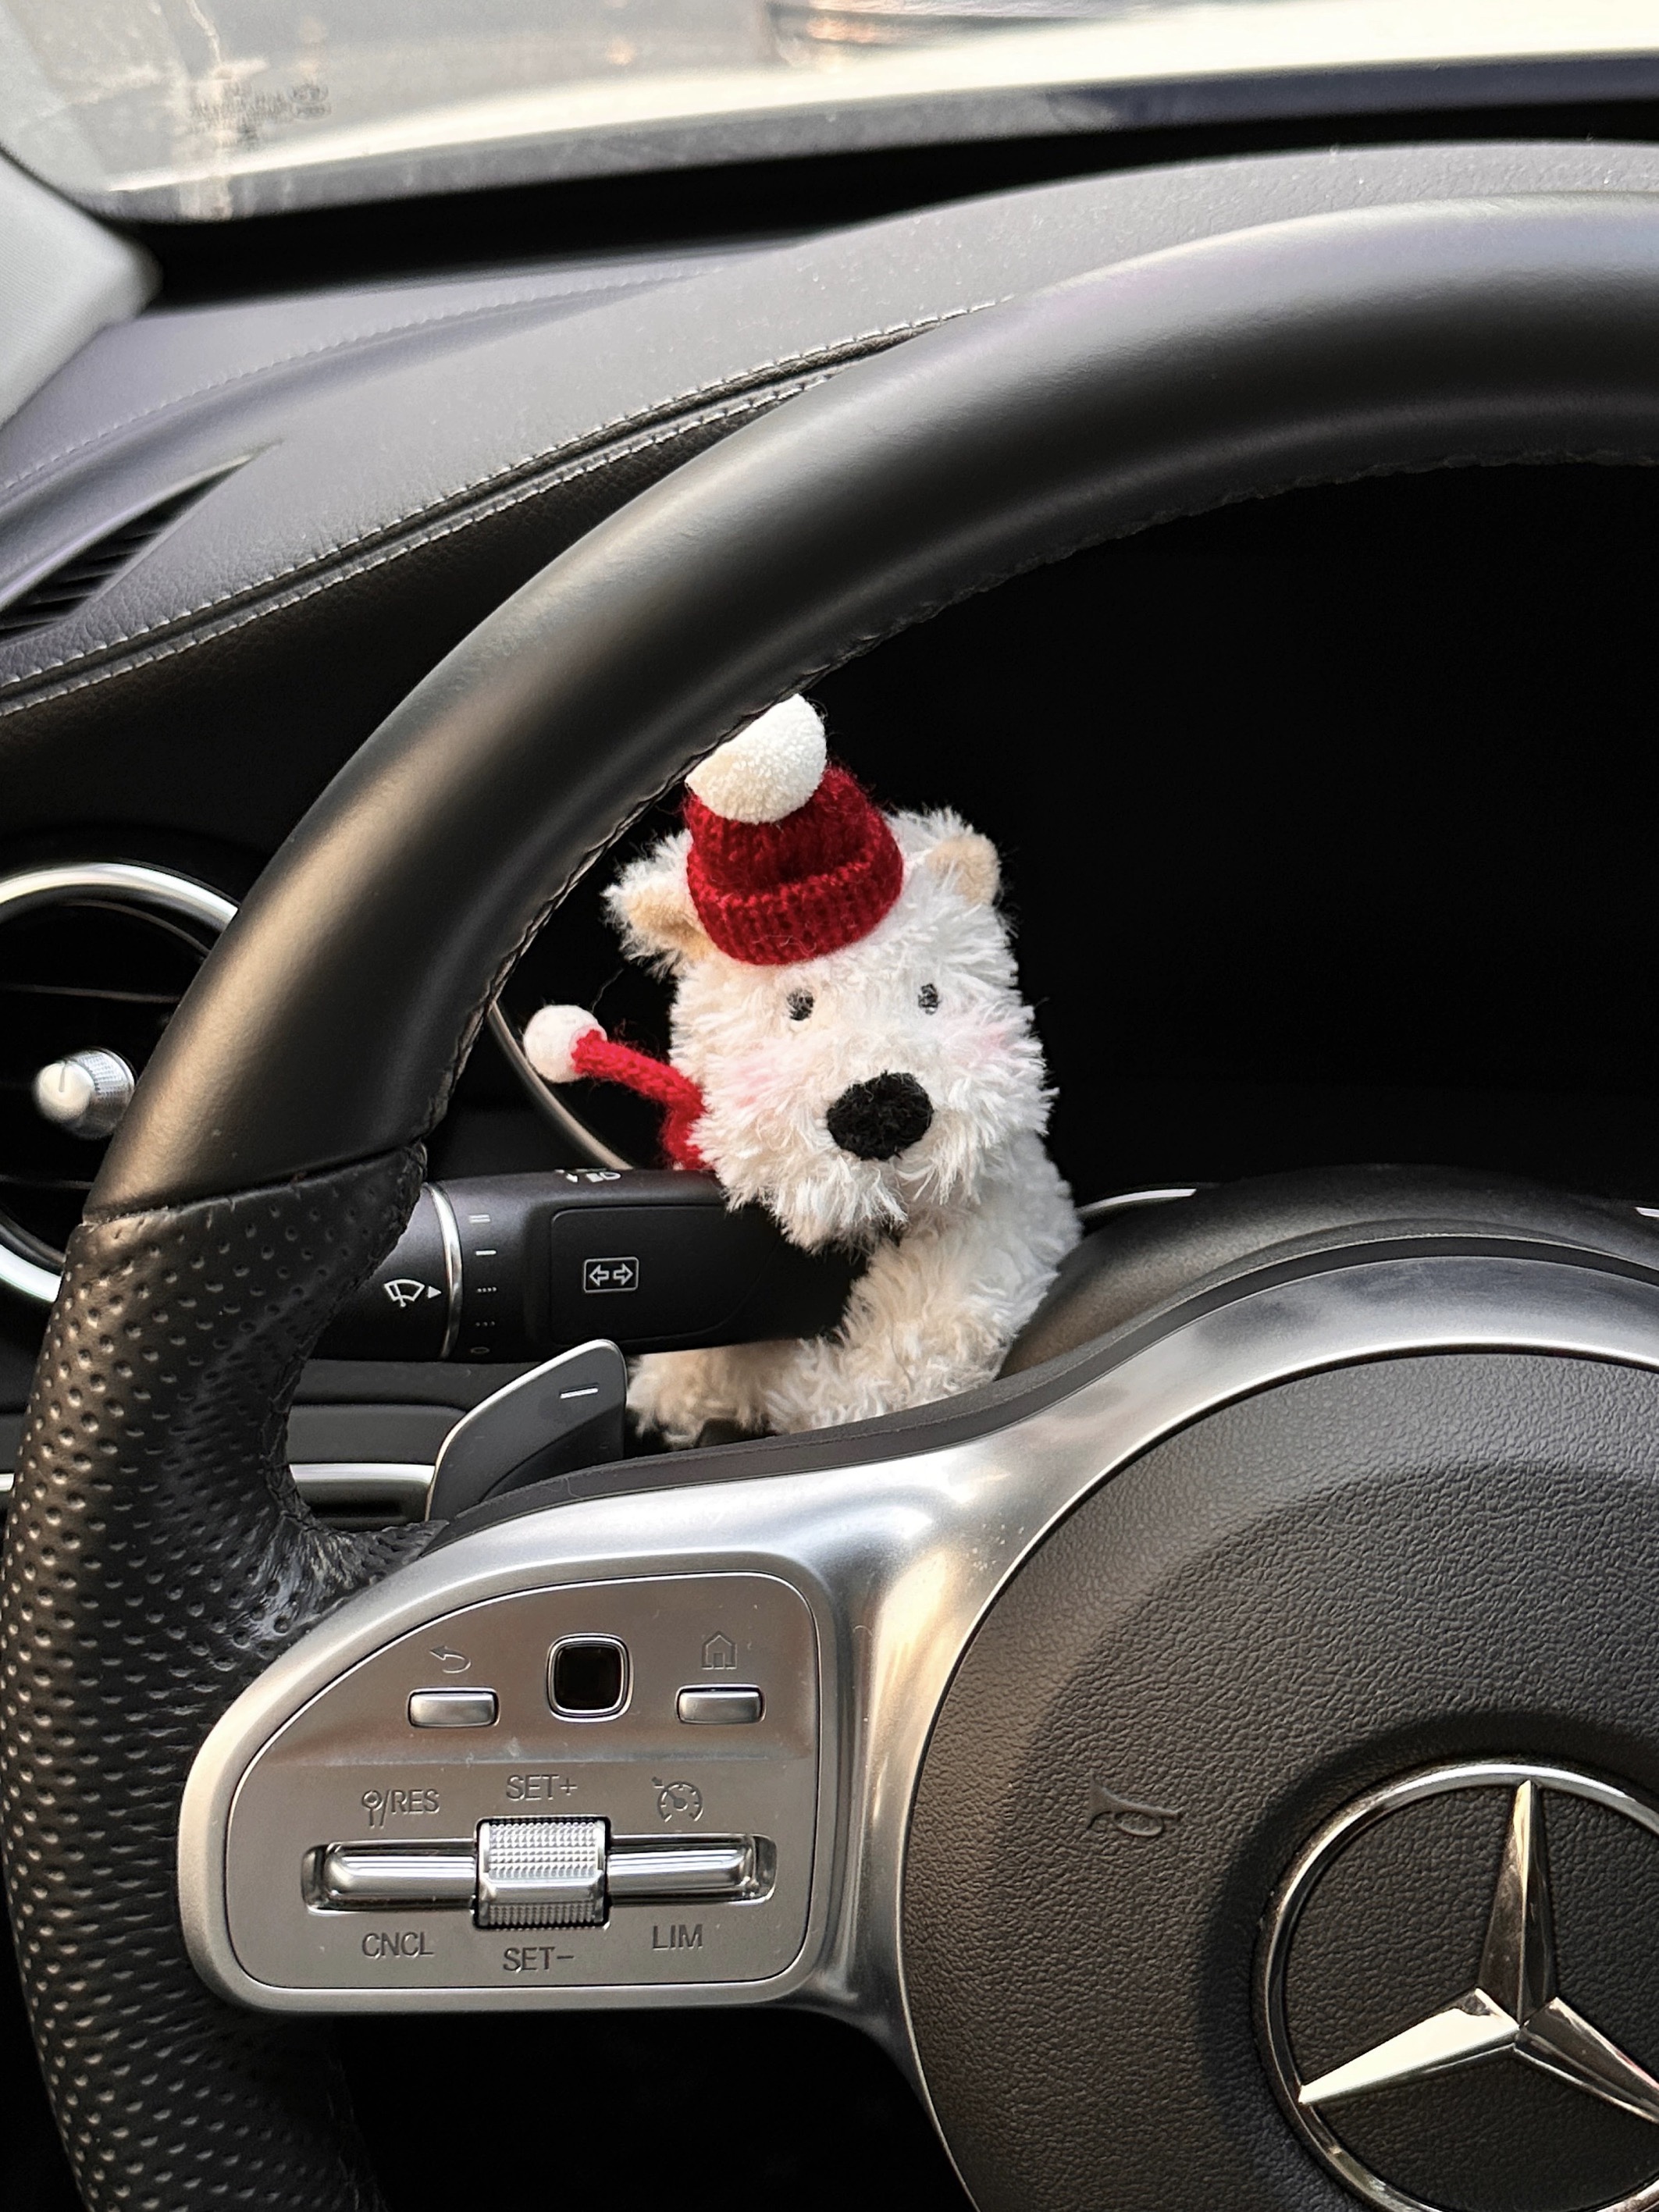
[11,10,1659,2212]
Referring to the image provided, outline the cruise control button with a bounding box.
[677,1685,764,1725]
[476,1816,607,1929]
[408,1688,498,1728]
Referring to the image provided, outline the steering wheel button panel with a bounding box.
[216,1573,816,1996]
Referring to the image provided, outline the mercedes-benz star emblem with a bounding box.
[1259,1760,1659,2212]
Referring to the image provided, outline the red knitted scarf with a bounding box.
[571,1030,707,1170]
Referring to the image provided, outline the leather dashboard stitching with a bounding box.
[0,265,718,507]
[0,375,828,715]
[0,304,984,703]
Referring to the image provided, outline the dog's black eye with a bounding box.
[918,983,940,1013]
[786,989,814,1022]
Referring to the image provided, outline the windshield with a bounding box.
[1,0,1655,222]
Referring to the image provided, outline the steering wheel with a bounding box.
[14,194,1659,2212]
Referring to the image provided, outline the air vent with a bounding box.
[0,865,234,1300]
[0,467,242,642]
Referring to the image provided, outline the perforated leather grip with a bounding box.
[1,1153,426,2212]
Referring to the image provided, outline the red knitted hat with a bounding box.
[682,698,902,966]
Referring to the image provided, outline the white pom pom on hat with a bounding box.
[685,695,827,824]
[522,1003,603,1084]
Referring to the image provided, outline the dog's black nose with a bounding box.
[826,1072,934,1161]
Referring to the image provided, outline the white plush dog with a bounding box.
[525,698,1077,1443]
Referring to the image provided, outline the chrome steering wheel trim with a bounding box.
[180,1247,1659,2058]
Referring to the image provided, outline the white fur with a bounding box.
[685,696,827,823]
[522,1001,602,1083]
[607,806,1080,1442]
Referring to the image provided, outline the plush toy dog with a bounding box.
[524,696,1078,1443]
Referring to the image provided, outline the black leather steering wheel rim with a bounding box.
[12,193,1659,2210]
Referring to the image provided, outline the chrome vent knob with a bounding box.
[32,1048,135,1140]
[0,861,234,1307]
